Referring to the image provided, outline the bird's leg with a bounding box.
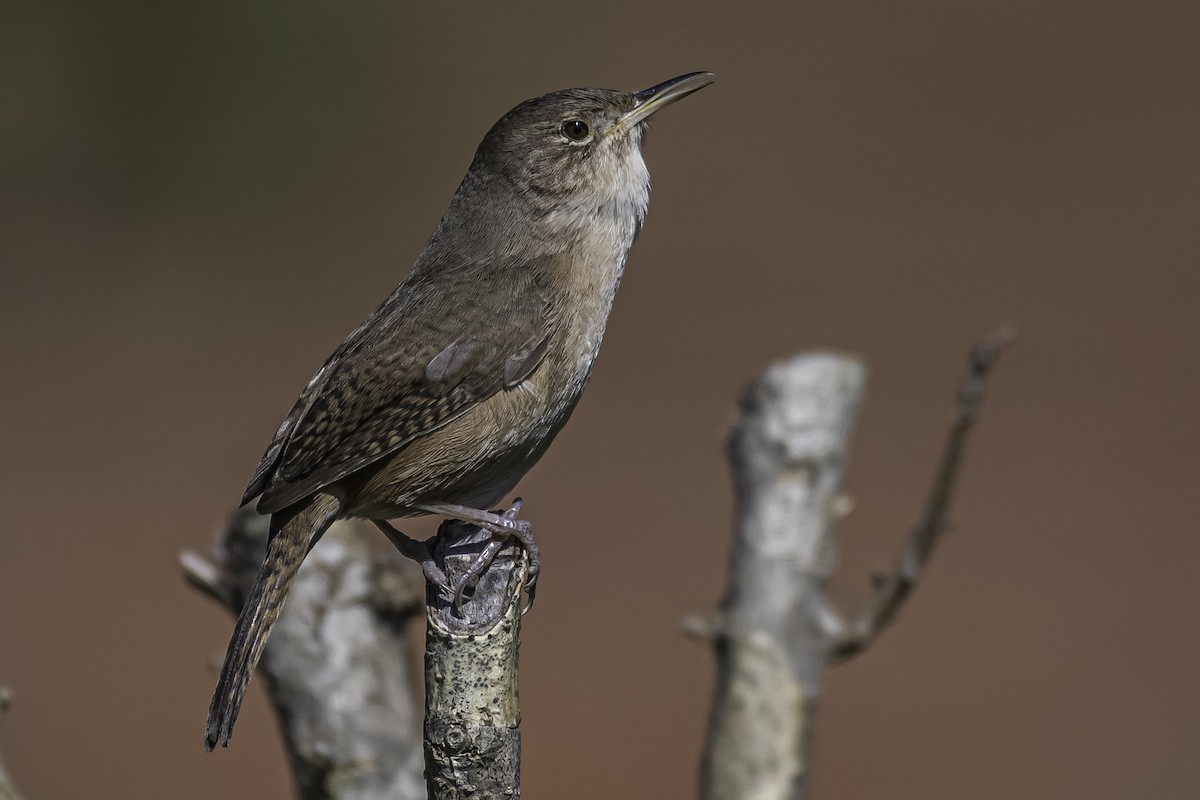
[372,520,451,596]
[416,498,540,612]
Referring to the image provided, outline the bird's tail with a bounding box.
[204,492,341,751]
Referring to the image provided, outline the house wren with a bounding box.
[204,71,714,750]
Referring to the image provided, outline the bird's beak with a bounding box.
[618,72,715,130]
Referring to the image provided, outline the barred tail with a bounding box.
[204,492,340,750]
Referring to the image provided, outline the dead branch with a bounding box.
[699,352,866,800]
[699,330,1011,800]
[183,510,426,800]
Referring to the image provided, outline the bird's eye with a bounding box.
[561,119,590,142]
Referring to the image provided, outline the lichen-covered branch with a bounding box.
[699,330,1011,800]
[182,510,426,800]
[422,521,526,800]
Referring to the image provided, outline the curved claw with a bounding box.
[503,497,540,610]
[504,498,524,519]
[452,538,507,612]
[521,582,537,615]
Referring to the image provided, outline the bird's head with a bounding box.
[466,73,714,236]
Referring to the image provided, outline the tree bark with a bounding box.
[422,522,527,800]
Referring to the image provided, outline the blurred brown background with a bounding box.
[2,0,1198,797]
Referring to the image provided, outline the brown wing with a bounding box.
[244,265,553,515]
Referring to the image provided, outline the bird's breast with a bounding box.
[467,235,631,475]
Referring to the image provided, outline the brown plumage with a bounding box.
[204,72,714,751]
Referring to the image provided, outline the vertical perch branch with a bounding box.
[699,330,1012,800]
[422,522,527,800]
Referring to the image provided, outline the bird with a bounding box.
[204,71,715,751]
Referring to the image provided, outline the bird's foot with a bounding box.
[373,520,452,597]
[418,498,540,613]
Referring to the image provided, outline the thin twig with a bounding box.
[831,325,1015,661]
